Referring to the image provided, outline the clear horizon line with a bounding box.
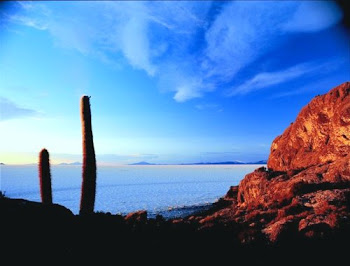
[0,161,268,166]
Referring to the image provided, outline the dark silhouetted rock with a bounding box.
[125,210,148,223]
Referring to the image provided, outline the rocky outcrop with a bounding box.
[237,155,350,208]
[194,82,350,244]
[267,82,350,171]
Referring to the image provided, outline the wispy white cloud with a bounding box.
[173,79,206,102]
[0,97,40,121]
[227,62,316,96]
[269,75,349,99]
[4,2,50,30]
[6,14,47,30]
[228,58,346,96]
[4,1,344,102]
[282,1,343,32]
[119,16,156,76]
[203,1,294,82]
[157,63,214,102]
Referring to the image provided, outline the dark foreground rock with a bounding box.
[1,195,349,265]
[1,82,350,265]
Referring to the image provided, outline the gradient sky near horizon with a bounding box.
[0,1,349,165]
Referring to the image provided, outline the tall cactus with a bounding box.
[39,148,52,204]
[80,95,97,215]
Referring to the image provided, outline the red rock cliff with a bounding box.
[267,82,350,171]
[194,82,350,244]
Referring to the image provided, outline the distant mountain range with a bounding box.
[129,160,267,166]
[129,161,155,165]
[58,162,82,165]
[188,160,267,165]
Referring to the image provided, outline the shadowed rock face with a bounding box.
[267,82,350,172]
[195,82,350,243]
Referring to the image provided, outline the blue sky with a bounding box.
[0,1,349,165]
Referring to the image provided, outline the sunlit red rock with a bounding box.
[267,82,350,171]
[195,82,350,244]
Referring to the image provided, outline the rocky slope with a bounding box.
[191,82,350,244]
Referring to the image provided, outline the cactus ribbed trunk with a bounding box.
[80,95,97,215]
[39,148,52,204]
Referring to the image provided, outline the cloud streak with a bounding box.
[228,58,346,96]
[0,97,39,121]
[227,62,318,96]
[282,1,343,32]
